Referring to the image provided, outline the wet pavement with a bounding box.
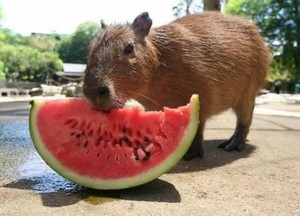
[0,95,300,215]
[0,101,89,192]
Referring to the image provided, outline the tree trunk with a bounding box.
[292,0,300,81]
[203,0,221,11]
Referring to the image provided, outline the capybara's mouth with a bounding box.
[85,98,112,112]
[86,97,127,112]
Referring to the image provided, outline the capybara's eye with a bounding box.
[124,43,134,55]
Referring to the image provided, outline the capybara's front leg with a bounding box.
[184,122,204,160]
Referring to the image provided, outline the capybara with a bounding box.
[83,12,272,160]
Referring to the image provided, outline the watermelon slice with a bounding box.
[29,94,199,190]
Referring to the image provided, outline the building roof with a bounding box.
[63,63,86,73]
[56,63,86,77]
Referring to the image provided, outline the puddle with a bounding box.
[0,119,82,195]
[0,121,32,180]
[18,151,82,194]
[19,152,51,178]
[82,190,121,205]
[84,196,119,204]
[26,173,82,194]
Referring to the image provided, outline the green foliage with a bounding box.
[0,17,99,83]
[0,29,26,45]
[0,60,8,80]
[0,19,62,82]
[225,0,300,83]
[58,21,101,64]
[57,35,72,63]
[26,34,59,52]
[173,0,223,17]
[0,42,62,82]
[225,0,270,20]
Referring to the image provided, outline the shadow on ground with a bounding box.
[169,139,256,173]
[2,176,181,207]
[1,139,255,207]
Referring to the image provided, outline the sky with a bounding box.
[0,0,179,35]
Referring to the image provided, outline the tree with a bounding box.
[0,43,62,82]
[204,0,221,11]
[0,6,68,83]
[0,24,62,82]
[0,61,8,80]
[173,0,199,17]
[173,0,221,17]
[57,35,72,63]
[225,0,300,83]
[27,33,59,52]
[58,21,101,64]
[0,6,6,81]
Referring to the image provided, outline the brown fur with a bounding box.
[83,12,272,159]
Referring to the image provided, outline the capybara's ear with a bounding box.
[100,19,108,30]
[132,12,152,40]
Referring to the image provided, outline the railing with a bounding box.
[0,81,41,97]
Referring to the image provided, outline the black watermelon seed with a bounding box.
[144,137,150,144]
[70,120,78,128]
[143,152,151,161]
[122,136,129,142]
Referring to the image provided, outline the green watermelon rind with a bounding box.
[29,95,199,190]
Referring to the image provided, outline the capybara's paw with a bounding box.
[218,139,245,152]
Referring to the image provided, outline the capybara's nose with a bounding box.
[82,84,112,110]
[83,85,109,100]
[98,86,109,99]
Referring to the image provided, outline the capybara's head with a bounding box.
[83,12,159,111]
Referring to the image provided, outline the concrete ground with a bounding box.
[0,93,299,216]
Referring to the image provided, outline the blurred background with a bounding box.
[0,0,299,97]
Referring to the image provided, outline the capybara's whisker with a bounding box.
[133,92,160,108]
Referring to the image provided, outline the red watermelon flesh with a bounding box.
[29,95,199,190]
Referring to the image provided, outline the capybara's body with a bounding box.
[83,12,272,159]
